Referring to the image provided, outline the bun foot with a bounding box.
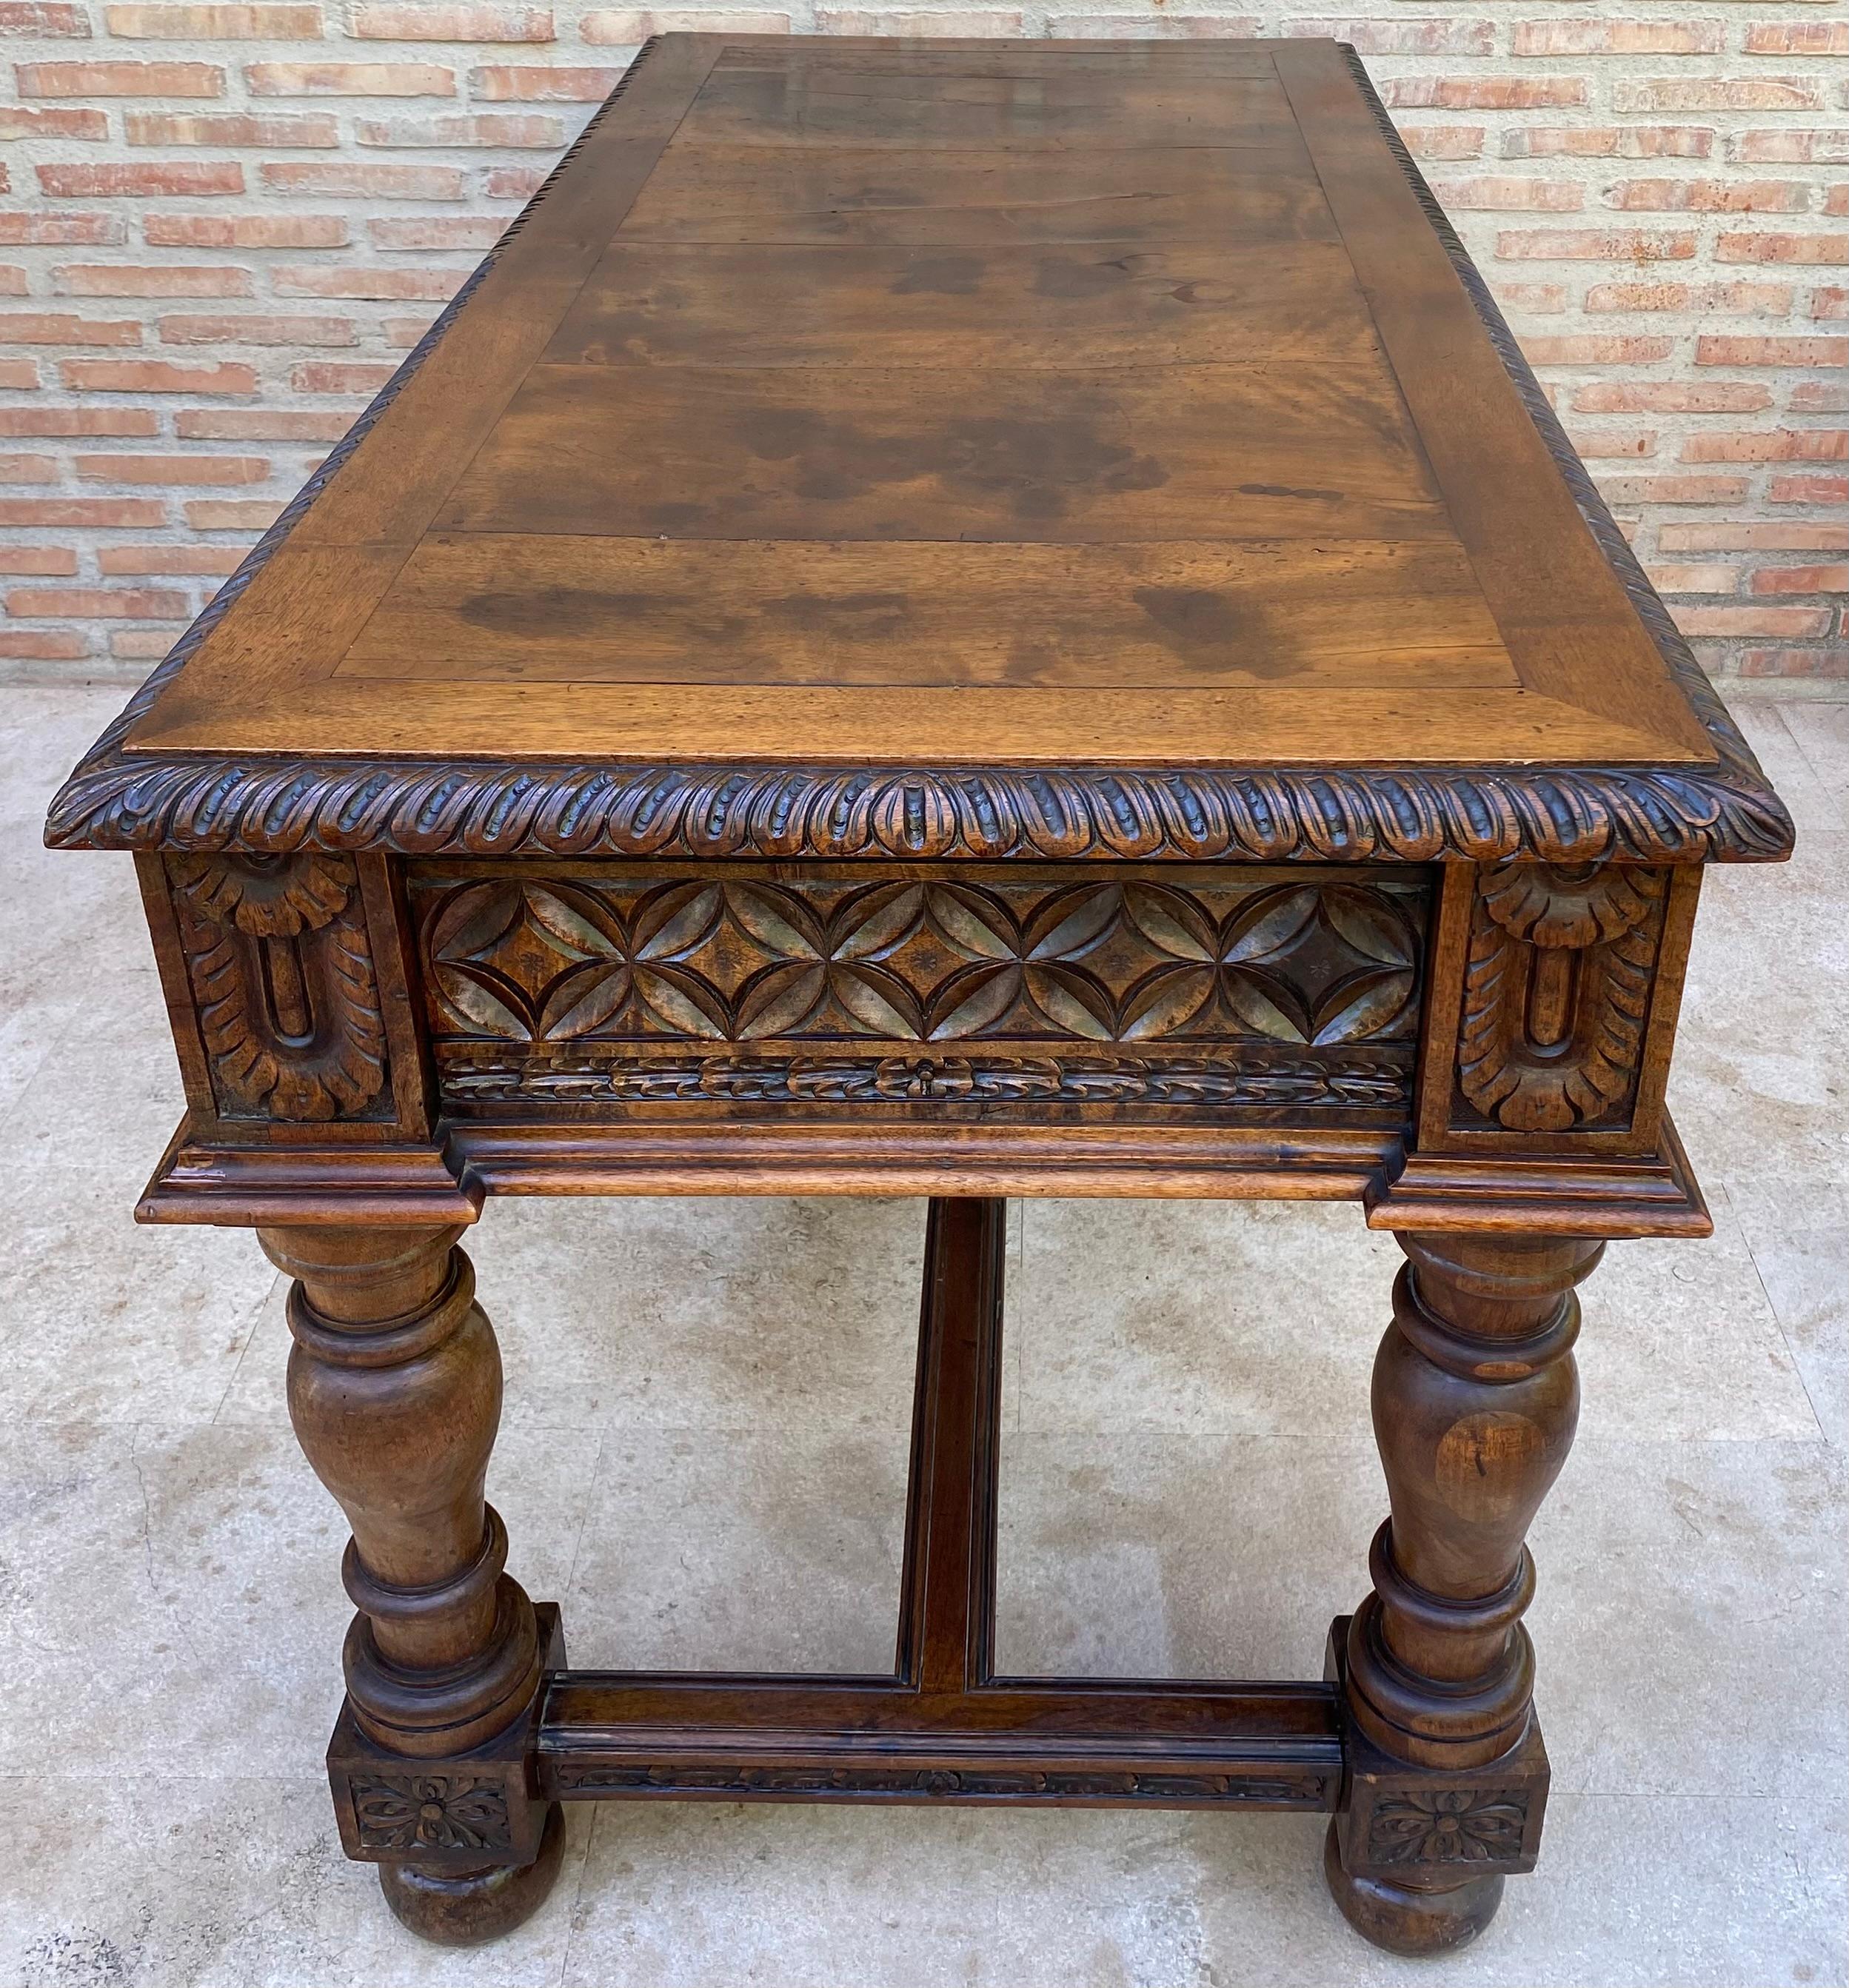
[1323,1819,1504,1957]
[379,1800,566,1946]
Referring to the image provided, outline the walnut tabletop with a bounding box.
[47,33,1793,1961]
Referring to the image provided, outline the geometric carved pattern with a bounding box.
[167,851,389,1121]
[349,1773,514,1855]
[1456,862,1667,1134]
[413,866,1430,1117]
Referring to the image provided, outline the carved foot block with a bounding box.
[1323,1617,1548,1954]
[329,1601,565,1875]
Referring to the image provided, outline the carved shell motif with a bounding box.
[1457,863,1667,1134]
[167,852,389,1122]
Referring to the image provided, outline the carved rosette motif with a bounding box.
[1365,1787,1530,1867]
[350,1773,513,1854]
[167,851,389,1122]
[412,869,1429,1114]
[1455,863,1668,1134]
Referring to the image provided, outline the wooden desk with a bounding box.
[48,33,1793,1958]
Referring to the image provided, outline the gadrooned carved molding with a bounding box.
[169,851,389,1122]
[1457,862,1666,1134]
[413,869,1427,1113]
[41,43,1791,874]
[552,1763,1335,1805]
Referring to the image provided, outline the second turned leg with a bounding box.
[1327,1230,1602,1956]
[259,1223,564,1946]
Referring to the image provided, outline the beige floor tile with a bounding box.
[1725,696,1849,837]
[1779,700,1849,820]
[1724,1174,1849,1449]
[0,1773,587,1988]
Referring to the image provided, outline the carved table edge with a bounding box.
[39,52,1791,873]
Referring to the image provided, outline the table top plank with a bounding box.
[52,33,1791,869]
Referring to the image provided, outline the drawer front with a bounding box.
[407,863,1434,1125]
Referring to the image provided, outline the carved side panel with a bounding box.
[1421,860,1699,1152]
[407,863,1434,1121]
[164,852,392,1122]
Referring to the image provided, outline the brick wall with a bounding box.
[1,3,1843,686]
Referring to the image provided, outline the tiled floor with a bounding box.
[2,686,1845,1988]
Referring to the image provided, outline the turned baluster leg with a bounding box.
[259,1223,564,1946]
[1326,1230,1602,1957]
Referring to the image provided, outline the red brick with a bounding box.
[159,312,356,346]
[482,165,546,199]
[0,629,89,657]
[1503,126,1711,160]
[0,455,57,482]
[145,212,349,247]
[1675,604,1833,637]
[270,265,468,302]
[382,312,440,345]
[176,408,353,440]
[64,358,257,393]
[0,406,158,435]
[0,546,78,575]
[469,62,622,98]
[124,110,338,146]
[0,497,164,526]
[1605,178,1810,213]
[54,264,253,298]
[1283,18,1493,53]
[105,2,324,29]
[355,112,564,145]
[1682,429,1848,463]
[368,215,505,251]
[584,8,789,34]
[1566,428,1656,458]
[99,543,245,574]
[1812,288,1849,321]
[1514,20,1722,54]
[1739,646,1849,678]
[1698,335,1849,366]
[1585,281,1791,315]
[1644,563,1736,593]
[76,452,270,484]
[0,358,34,386]
[17,61,223,96]
[1396,126,1484,161]
[1614,78,1825,113]
[1733,128,1849,166]
[1751,563,1849,594]
[110,629,184,657]
[1596,474,1752,503]
[0,107,108,138]
[351,3,553,36]
[0,2,92,30]
[7,585,190,618]
[0,213,124,246]
[1384,76,1585,111]
[1431,176,1582,211]
[0,267,24,295]
[39,161,245,197]
[247,61,454,95]
[1745,22,1849,54]
[1498,228,1696,261]
[1791,383,1849,412]
[1573,381,1772,413]
[1660,523,1849,552]
[0,313,140,347]
[1522,334,1676,365]
[1497,281,1569,313]
[1771,475,1849,503]
[290,359,396,392]
[1829,188,1849,219]
[186,498,284,527]
[1717,232,1848,267]
[261,161,465,198]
